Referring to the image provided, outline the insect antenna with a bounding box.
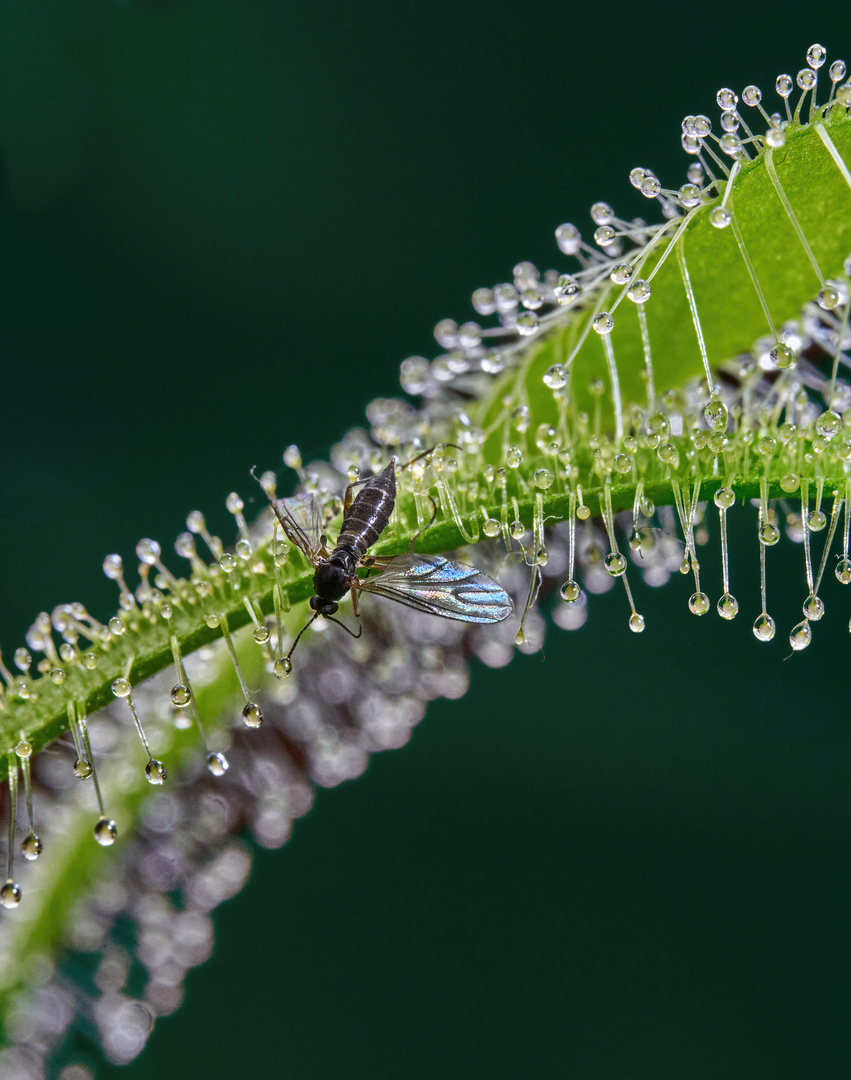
[286,611,320,665]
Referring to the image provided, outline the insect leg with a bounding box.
[324,613,363,639]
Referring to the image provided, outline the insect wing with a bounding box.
[360,553,513,623]
[273,493,324,561]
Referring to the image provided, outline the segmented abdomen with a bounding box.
[335,463,396,560]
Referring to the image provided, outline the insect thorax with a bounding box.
[313,555,353,603]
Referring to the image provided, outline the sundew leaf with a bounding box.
[2,42,851,1076]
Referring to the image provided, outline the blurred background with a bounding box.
[1,2,850,1076]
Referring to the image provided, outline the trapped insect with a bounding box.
[253,455,513,670]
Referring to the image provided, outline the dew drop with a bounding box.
[253,625,271,645]
[136,538,161,565]
[758,523,780,546]
[219,553,237,573]
[483,518,501,538]
[145,759,167,785]
[102,554,124,580]
[170,683,192,707]
[780,472,800,493]
[84,652,98,670]
[576,505,591,521]
[789,621,812,651]
[1,881,22,909]
[21,832,42,862]
[803,594,824,621]
[604,552,627,576]
[752,613,775,641]
[205,614,220,629]
[242,702,263,728]
[713,487,735,509]
[15,740,32,760]
[273,657,292,679]
[628,613,645,633]
[543,364,568,390]
[506,447,522,469]
[807,509,827,532]
[74,758,93,780]
[534,468,553,490]
[709,207,731,229]
[807,43,826,69]
[207,751,230,777]
[770,343,795,369]
[514,629,526,646]
[560,580,581,603]
[627,279,651,303]
[815,410,841,437]
[688,592,710,615]
[614,453,632,475]
[835,557,851,584]
[679,557,690,576]
[593,312,614,335]
[818,285,840,311]
[50,668,66,686]
[108,616,125,635]
[94,817,118,846]
[111,678,131,698]
[717,593,739,620]
[610,263,632,284]
[509,520,524,540]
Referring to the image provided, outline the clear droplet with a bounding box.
[807,43,826,69]
[21,832,42,861]
[628,613,646,633]
[688,592,710,615]
[803,594,824,621]
[242,702,263,728]
[770,343,795,369]
[714,486,735,509]
[50,668,66,686]
[145,759,167,785]
[604,552,627,576]
[533,468,553,490]
[482,518,500,538]
[593,312,614,335]
[559,580,581,603]
[102,554,124,580]
[74,758,93,780]
[1,881,22,909]
[835,557,851,584]
[789,621,812,651]
[171,683,192,707]
[94,817,118,847]
[274,658,292,679]
[219,553,237,573]
[15,740,32,760]
[752,613,775,641]
[136,538,161,565]
[780,472,799,493]
[205,614,220,629]
[253,625,271,645]
[717,593,739,620]
[807,509,827,532]
[111,678,131,698]
[627,279,651,303]
[709,207,731,229]
[514,629,526,646]
[543,364,568,390]
[207,751,229,777]
[758,523,780,546]
[84,652,98,670]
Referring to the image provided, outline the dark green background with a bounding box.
[1,4,850,1077]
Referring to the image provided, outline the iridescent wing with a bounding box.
[271,493,324,563]
[358,553,513,623]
